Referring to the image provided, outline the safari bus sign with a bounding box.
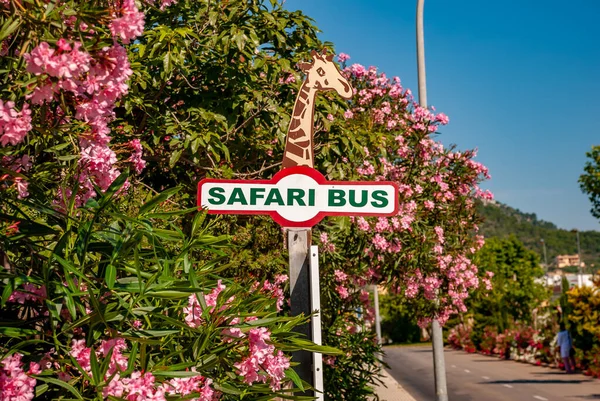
[198,166,398,228]
[197,49,399,227]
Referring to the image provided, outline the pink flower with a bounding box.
[23,42,56,75]
[343,109,354,119]
[336,285,349,299]
[334,269,348,283]
[109,0,145,44]
[184,280,226,328]
[337,53,350,63]
[0,101,32,147]
[234,327,291,390]
[326,113,334,121]
[350,63,366,78]
[372,234,389,251]
[0,353,36,401]
[435,112,449,125]
[69,339,92,373]
[128,139,146,174]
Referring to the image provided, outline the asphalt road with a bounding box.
[384,345,600,401]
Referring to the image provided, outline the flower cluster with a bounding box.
[109,0,145,44]
[69,338,217,400]
[234,327,290,390]
[7,283,47,304]
[1,155,32,199]
[0,353,38,401]
[8,0,165,206]
[0,100,32,147]
[332,55,494,325]
[184,280,226,328]
[258,274,288,311]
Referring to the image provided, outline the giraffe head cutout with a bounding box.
[299,50,352,100]
[281,50,354,169]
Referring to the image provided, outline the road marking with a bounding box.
[482,376,490,380]
[503,384,513,388]
[533,396,548,401]
[464,369,471,373]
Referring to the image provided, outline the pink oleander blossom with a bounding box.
[234,327,290,390]
[337,53,350,63]
[0,101,32,147]
[128,139,146,173]
[184,280,226,328]
[0,353,36,401]
[109,0,145,44]
[8,283,46,304]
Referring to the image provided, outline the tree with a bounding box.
[467,236,548,346]
[579,145,600,219]
[0,0,333,398]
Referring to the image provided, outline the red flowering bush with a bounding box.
[479,327,498,355]
[447,323,476,353]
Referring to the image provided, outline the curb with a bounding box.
[374,368,417,401]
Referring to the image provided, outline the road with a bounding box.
[384,345,600,401]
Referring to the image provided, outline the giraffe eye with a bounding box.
[317,67,325,76]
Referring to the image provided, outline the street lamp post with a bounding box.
[576,230,583,286]
[416,2,448,401]
[540,239,548,272]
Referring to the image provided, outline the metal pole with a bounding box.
[310,246,324,400]
[372,284,382,347]
[541,239,548,272]
[576,230,583,286]
[416,0,427,107]
[288,229,314,394]
[417,2,448,400]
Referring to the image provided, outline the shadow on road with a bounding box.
[571,395,600,399]
[484,379,594,384]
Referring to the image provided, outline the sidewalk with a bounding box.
[374,368,417,401]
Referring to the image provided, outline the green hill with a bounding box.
[477,201,600,272]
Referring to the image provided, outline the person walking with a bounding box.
[556,322,574,373]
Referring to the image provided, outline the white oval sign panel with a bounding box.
[197,166,399,228]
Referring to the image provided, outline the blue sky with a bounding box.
[285,0,600,231]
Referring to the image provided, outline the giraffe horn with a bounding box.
[298,62,312,72]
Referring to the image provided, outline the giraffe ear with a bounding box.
[298,62,312,72]
[325,53,334,62]
[311,50,319,58]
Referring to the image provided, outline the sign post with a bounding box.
[197,49,399,395]
[288,229,313,388]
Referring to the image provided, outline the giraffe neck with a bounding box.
[282,81,318,169]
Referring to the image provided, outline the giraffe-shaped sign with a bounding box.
[197,50,399,228]
[282,50,352,169]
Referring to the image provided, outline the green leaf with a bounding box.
[0,18,21,42]
[151,370,204,377]
[35,384,49,397]
[284,368,304,391]
[90,345,101,385]
[139,187,181,215]
[0,327,39,337]
[169,149,182,168]
[105,264,116,289]
[33,376,84,400]
[214,382,243,395]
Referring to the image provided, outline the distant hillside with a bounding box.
[477,201,600,272]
